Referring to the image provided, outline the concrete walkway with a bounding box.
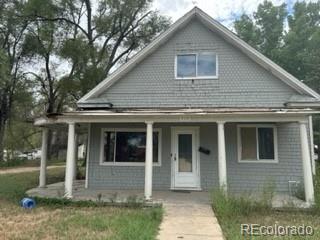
[157,192,224,240]
[0,165,64,175]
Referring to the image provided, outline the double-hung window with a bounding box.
[100,128,161,166]
[176,53,217,79]
[237,125,278,163]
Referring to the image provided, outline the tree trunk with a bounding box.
[0,118,6,161]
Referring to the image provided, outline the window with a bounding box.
[100,129,161,166]
[176,53,217,78]
[237,125,278,163]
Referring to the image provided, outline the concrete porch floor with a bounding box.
[26,180,211,205]
[26,180,309,208]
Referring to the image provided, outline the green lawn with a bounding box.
[0,168,162,240]
[212,169,320,240]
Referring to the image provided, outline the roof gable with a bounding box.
[78,7,320,105]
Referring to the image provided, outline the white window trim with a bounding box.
[99,128,162,167]
[237,124,278,163]
[174,52,219,79]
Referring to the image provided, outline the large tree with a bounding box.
[0,1,29,160]
[26,0,171,102]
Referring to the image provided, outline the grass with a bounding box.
[212,168,320,239]
[0,168,163,240]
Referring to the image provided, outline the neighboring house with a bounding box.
[35,7,320,205]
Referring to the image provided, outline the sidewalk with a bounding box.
[157,193,224,240]
[0,165,64,175]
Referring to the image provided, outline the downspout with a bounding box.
[309,116,316,175]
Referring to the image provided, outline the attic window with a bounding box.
[176,53,217,79]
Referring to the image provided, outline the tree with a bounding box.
[234,0,320,154]
[234,0,287,61]
[27,0,171,100]
[0,1,29,160]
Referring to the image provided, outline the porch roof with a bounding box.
[34,108,319,126]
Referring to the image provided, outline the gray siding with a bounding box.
[88,122,303,194]
[97,19,298,108]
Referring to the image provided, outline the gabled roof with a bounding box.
[78,7,320,104]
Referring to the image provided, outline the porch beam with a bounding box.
[300,120,314,205]
[144,121,153,200]
[65,122,76,198]
[217,121,227,192]
[39,128,48,188]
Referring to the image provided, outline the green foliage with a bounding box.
[211,189,271,219]
[314,165,320,210]
[0,159,27,168]
[235,0,287,60]
[235,1,320,93]
[0,168,65,202]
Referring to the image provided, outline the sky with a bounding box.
[151,0,315,29]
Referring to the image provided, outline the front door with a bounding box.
[171,127,200,189]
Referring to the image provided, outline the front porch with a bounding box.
[34,108,316,206]
[26,180,309,208]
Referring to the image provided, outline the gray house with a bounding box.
[35,7,320,205]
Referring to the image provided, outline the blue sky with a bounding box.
[152,0,317,29]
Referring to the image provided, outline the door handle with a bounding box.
[174,153,177,161]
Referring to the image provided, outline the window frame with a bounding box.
[237,124,278,163]
[175,52,218,79]
[99,128,162,167]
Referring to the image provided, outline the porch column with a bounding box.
[144,121,153,200]
[300,121,314,204]
[217,121,227,192]
[73,133,78,180]
[65,122,76,198]
[39,128,48,188]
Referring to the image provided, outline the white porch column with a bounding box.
[300,121,315,204]
[73,133,78,180]
[308,116,316,175]
[65,122,76,198]
[39,128,49,188]
[144,121,153,200]
[217,121,227,192]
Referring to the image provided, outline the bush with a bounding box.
[0,158,27,168]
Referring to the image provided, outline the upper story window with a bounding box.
[176,53,218,79]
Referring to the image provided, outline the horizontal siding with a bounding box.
[96,18,298,108]
[88,122,304,194]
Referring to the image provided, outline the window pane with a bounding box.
[241,127,257,160]
[177,54,196,77]
[103,132,115,162]
[114,132,159,163]
[258,128,275,159]
[116,132,145,162]
[153,132,159,163]
[197,53,216,76]
[178,134,192,172]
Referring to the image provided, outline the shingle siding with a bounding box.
[88,122,303,194]
[97,19,298,108]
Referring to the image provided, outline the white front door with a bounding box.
[171,127,200,189]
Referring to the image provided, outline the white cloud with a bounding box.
[152,0,296,30]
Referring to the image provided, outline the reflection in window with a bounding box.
[176,53,217,78]
[102,131,159,163]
